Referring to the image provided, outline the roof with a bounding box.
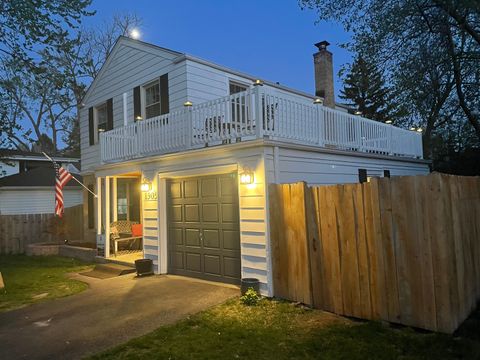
[0,149,80,162]
[0,167,82,188]
[82,36,323,105]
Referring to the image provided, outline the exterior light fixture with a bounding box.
[313,98,323,105]
[240,167,254,184]
[141,180,152,192]
[184,101,193,107]
[409,126,416,131]
[385,120,393,124]
[253,79,264,86]
[416,128,423,133]
[130,28,141,40]
[354,110,362,116]
[135,115,143,120]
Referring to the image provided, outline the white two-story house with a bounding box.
[80,36,428,295]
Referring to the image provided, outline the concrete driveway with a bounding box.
[0,273,238,360]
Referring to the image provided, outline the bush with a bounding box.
[240,287,260,306]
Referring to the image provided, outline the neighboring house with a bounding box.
[0,149,80,178]
[0,167,82,215]
[80,36,429,295]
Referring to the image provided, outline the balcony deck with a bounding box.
[100,87,423,164]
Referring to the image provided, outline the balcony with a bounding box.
[100,87,423,164]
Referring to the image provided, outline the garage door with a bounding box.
[167,173,241,284]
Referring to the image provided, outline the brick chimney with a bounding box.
[313,41,335,108]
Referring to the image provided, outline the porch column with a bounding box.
[96,177,102,254]
[105,176,110,258]
[112,177,118,221]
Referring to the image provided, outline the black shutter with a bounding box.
[358,169,367,183]
[383,170,391,178]
[106,98,113,131]
[88,107,95,145]
[133,86,141,121]
[160,73,169,115]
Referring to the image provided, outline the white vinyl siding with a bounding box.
[80,41,187,173]
[0,188,82,215]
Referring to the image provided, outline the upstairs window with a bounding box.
[229,81,248,95]
[96,103,108,138]
[144,80,161,119]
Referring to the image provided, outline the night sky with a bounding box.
[85,0,352,100]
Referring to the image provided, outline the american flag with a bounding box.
[54,162,73,217]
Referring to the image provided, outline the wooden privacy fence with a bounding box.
[0,204,84,254]
[269,173,480,333]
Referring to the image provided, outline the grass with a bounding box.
[0,255,93,312]
[90,298,480,360]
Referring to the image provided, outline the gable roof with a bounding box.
[0,167,82,188]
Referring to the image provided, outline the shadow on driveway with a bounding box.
[0,274,239,360]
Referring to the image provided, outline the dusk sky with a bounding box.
[85,0,353,100]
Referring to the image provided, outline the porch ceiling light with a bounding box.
[240,167,254,185]
[141,180,152,192]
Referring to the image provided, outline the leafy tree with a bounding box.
[339,55,400,122]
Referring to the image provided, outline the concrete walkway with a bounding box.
[0,273,238,360]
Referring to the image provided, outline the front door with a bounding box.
[167,173,241,284]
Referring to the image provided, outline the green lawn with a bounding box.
[90,298,480,360]
[0,255,93,312]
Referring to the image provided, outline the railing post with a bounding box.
[253,80,264,139]
[314,98,324,146]
[184,101,193,149]
[388,126,393,155]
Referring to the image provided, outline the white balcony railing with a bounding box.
[101,87,423,163]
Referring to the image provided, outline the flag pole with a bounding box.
[42,152,98,198]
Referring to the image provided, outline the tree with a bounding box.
[339,55,400,122]
[300,0,480,144]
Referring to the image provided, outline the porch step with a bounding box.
[81,262,136,279]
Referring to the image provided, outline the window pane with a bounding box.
[96,104,107,134]
[145,82,160,106]
[146,103,161,119]
[230,82,247,95]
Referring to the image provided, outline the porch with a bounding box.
[100,85,423,164]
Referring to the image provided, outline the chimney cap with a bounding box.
[315,40,330,51]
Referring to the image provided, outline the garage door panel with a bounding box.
[220,176,235,196]
[185,229,201,247]
[171,205,183,222]
[185,204,200,222]
[224,256,241,278]
[169,182,182,198]
[203,229,220,249]
[171,228,184,245]
[184,179,199,198]
[201,178,218,197]
[224,230,240,250]
[221,203,237,223]
[186,252,201,272]
[204,254,221,275]
[202,203,219,222]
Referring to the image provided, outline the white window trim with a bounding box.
[141,78,161,120]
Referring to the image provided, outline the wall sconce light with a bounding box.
[253,79,264,86]
[313,98,323,105]
[141,180,152,192]
[240,167,254,184]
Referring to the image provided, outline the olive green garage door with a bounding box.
[167,173,241,284]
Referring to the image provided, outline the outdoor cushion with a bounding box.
[131,224,143,237]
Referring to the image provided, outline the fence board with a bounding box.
[0,205,84,254]
[269,173,480,333]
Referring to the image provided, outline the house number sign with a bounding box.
[144,191,157,200]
